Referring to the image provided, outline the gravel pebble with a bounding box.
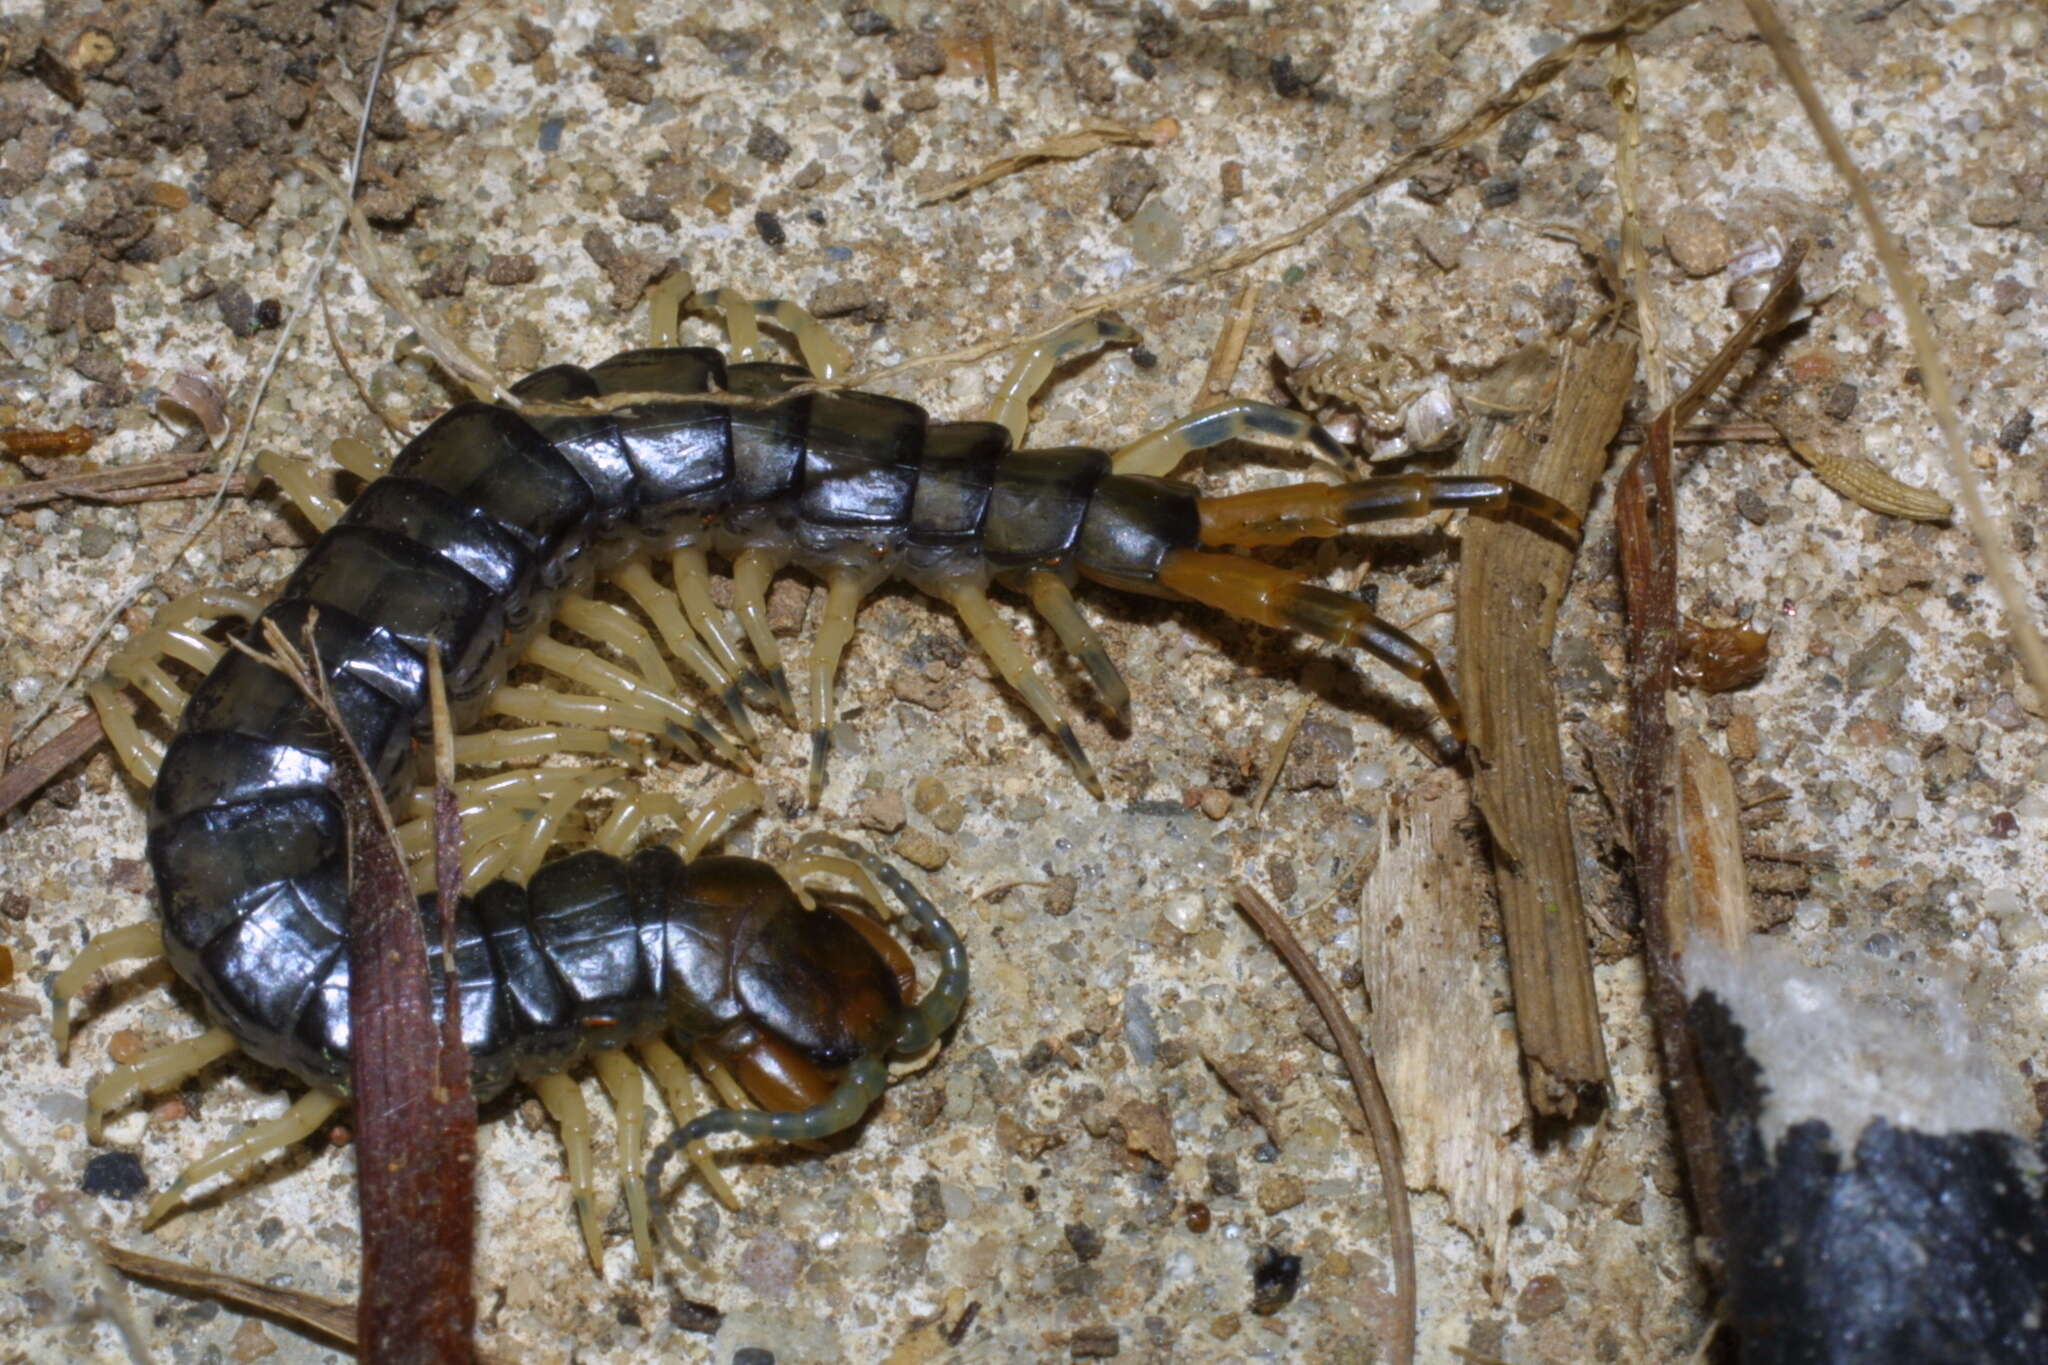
[1665,205,1734,276]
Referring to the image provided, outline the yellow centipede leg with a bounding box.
[591,1050,655,1279]
[143,1090,342,1228]
[533,1072,607,1275]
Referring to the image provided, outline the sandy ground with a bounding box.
[1,1,2044,1361]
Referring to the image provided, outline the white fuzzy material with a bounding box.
[1683,934,2023,1153]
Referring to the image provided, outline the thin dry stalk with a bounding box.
[917,120,1155,203]
[1740,0,2048,701]
[0,455,237,512]
[1233,883,1414,1365]
[94,1244,520,1365]
[1456,338,1635,1115]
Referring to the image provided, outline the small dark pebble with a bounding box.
[1070,1325,1120,1358]
[861,88,883,113]
[254,299,283,330]
[1130,347,1158,369]
[1206,1152,1240,1197]
[753,211,787,249]
[1022,1040,1057,1073]
[1735,487,1771,526]
[911,1174,948,1233]
[844,6,893,37]
[1250,1246,1303,1316]
[216,281,260,339]
[1997,409,2034,455]
[1270,53,1310,98]
[893,34,947,80]
[484,253,539,287]
[732,1349,775,1365]
[256,1216,285,1247]
[538,117,566,152]
[1822,381,1860,421]
[1991,811,2019,839]
[1252,1141,1279,1163]
[1185,1202,1212,1233]
[668,1297,723,1334]
[615,1303,641,1327]
[1479,176,1521,208]
[1065,1221,1104,1263]
[1021,1184,1038,1206]
[81,1151,146,1200]
[746,123,791,166]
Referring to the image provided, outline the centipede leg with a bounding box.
[731,548,799,724]
[672,549,777,708]
[1155,549,1467,742]
[635,1038,740,1209]
[523,636,743,768]
[255,449,346,531]
[1112,398,1348,478]
[87,1027,238,1143]
[143,1089,342,1228]
[1021,571,1130,723]
[51,921,165,1057]
[591,1050,655,1279]
[945,584,1103,798]
[806,568,879,805]
[93,589,264,787]
[559,592,759,752]
[985,315,1140,445]
[606,564,764,744]
[1195,473,1581,546]
[532,1072,607,1274]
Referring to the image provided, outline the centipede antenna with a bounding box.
[797,834,969,1057]
[1023,571,1130,723]
[644,1056,891,1259]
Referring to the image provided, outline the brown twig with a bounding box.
[1456,337,1635,1116]
[0,710,105,822]
[1233,883,1414,1365]
[0,456,248,512]
[1614,241,1808,1249]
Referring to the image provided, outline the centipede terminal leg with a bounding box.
[143,1089,343,1229]
[984,315,1140,446]
[1195,473,1582,548]
[1155,549,1468,744]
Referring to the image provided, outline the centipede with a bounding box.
[49,276,1575,1284]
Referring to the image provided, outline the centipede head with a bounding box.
[676,855,913,1112]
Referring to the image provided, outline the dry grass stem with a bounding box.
[1740,0,2048,699]
[917,120,1155,204]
